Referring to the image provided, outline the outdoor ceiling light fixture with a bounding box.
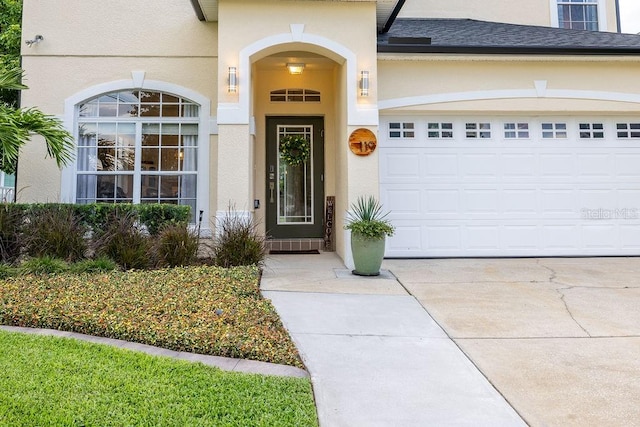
[228,67,237,93]
[25,35,44,47]
[286,63,305,75]
[360,70,370,97]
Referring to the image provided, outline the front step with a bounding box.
[266,238,325,254]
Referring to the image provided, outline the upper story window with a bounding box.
[557,0,599,31]
[76,90,199,221]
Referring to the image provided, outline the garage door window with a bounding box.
[465,123,491,139]
[579,123,604,139]
[616,123,640,139]
[389,122,415,138]
[504,123,529,139]
[427,122,453,139]
[541,123,567,139]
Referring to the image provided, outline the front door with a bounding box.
[266,116,324,238]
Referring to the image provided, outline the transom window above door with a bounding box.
[557,0,599,31]
[76,90,199,221]
[270,89,321,103]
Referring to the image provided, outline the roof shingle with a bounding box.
[378,19,640,54]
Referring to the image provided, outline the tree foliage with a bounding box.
[0,67,75,174]
[0,0,23,107]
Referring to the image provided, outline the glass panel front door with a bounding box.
[278,125,313,225]
[266,117,324,239]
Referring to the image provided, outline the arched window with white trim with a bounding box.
[75,90,199,220]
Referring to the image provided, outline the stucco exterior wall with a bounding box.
[19,0,218,207]
[377,56,640,114]
[399,0,618,32]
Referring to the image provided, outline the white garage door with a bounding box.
[380,116,640,257]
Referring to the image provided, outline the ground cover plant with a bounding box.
[0,265,302,367]
[0,330,318,427]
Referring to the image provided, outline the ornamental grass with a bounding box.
[0,265,302,368]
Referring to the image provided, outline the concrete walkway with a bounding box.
[385,257,640,427]
[261,254,526,426]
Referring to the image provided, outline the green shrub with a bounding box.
[0,204,24,263]
[20,257,69,275]
[22,205,88,262]
[94,212,151,270]
[70,257,119,274]
[212,208,265,268]
[0,263,18,279]
[138,204,191,235]
[155,224,198,267]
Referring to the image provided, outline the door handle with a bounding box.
[269,182,275,203]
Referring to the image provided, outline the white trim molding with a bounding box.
[218,27,378,127]
[379,88,640,110]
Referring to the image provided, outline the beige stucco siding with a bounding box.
[22,0,217,57]
[399,0,552,27]
[399,0,619,32]
[378,57,640,113]
[20,0,218,205]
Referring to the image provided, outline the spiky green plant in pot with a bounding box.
[344,195,394,276]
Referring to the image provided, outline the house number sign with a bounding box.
[349,128,377,156]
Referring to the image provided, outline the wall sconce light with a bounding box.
[286,63,305,75]
[228,67,237,93]
[360,71,370,97]
[25,35,44,47]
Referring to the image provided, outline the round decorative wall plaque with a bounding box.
[349,128,377,156]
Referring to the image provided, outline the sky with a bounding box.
[619,0,640,34]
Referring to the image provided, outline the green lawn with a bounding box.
[0,330,318,426]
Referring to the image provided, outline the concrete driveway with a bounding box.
[384,257,640,427]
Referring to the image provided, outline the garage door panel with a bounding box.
[461,154,499,177]
[540,154,575,177]
[387,225,424,253]
[421,190,459,214]
[425,154,458,177]
[500,190,538,214]
[501,154,537,177]
[620,225,640,249]
[581,224,618,248]
[465,225,501,250]
[541,225,580,249]
[615,154,640,177]
[577,154,614,177]
[385,189,421,215]
[502,226,540,249]
[464,190,500,214]
[426,226,462,250]
[380,116,640,257]
[540,190,577,215]
[380,152,421,180]
[579,189,617,209]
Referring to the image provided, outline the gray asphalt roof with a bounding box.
[378,19,640,54]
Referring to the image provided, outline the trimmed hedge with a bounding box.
[16,203,191,235]
[0,203,191,265]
